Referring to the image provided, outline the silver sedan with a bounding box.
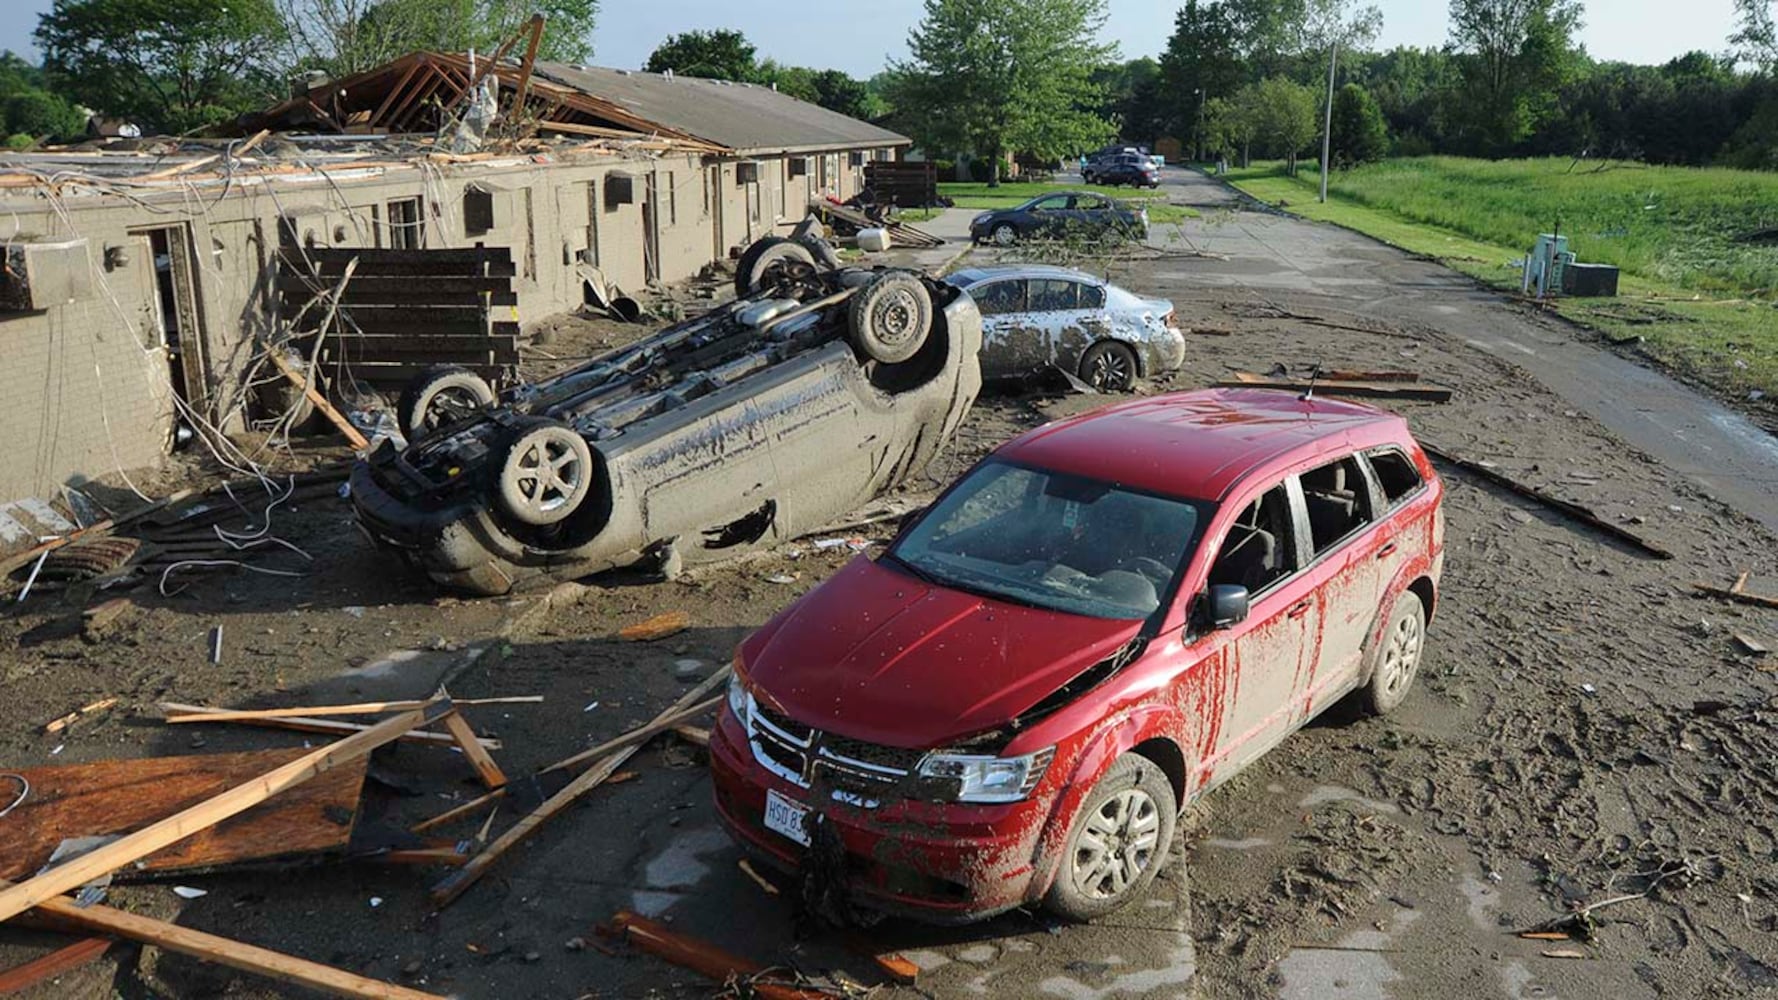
[947,265,1185,391]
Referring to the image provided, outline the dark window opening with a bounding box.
[788,158,808,178]
[605,173,635,211]
[1208,485,1295,594]
[386,197,423,249]
[1369,449,1423,504]
[1079,283,1106,309]
[1300,456,1373,555]
[464,187,494,235]
[971,279,1026,316]
[1028,279,1078,311]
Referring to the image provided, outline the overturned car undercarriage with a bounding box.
[351,235,984,595]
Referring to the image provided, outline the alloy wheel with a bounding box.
[1072,788,1161,900]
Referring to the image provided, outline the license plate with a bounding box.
[763,789,811,847]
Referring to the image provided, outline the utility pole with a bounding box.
[1319,38,1337,202]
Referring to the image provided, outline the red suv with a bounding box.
[711,388,1444,922]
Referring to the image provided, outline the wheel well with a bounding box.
[1408,575,1437,624]
[1086,338,1144,377]
[1131,737,1187,808]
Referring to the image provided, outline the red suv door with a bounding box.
[1289,452,1386,721]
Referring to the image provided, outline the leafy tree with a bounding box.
[1251,76,1319,172]
[277,0,598,76]
[1446,0,1585,154]
[0,51,85,140]
[887,0,1116,185]
[810,68,880,119]
[1159,1,1244,155]
[756,59,818,102]
[1329,81,1388,164]
[1733,0,1777,72]
[1351,46,1459,153]
[645,29,757,81]
[36,0,285,133]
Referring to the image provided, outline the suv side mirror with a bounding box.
[1207,585,1250,628]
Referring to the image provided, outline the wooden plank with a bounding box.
[290,333,516,357]
[283,288,517,309]
[10,888,447,1000]
[311,310,494,337]
[540,697,722,774]
[0,702,446,923]
[300,362,512,385]
[276,274,515,297]
[162,696,540,723]
[0,749,367,882]
[1420,443,1675,559]
[1694,582,1778,610]
[409,788,505,834]
[430,670,731,907]
[1214,374,1454,402]
[0,936,112,994]
[281,247,512,267]
[671,725,711,748]
[44,697,118,734]
[266,351,371,450]
[605,911,830,1000]
[158,702,500,749]
[439,710,507,790]
[296,258,519,279]
[368,58,424,128]
[618,610,690,642]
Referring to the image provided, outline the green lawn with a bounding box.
[1223,159,1778,403]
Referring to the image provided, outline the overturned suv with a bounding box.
[351,235,983,595]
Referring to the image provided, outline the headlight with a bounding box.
[726,670,750,726]
[972,213,991,226]
[917,747,1055,804]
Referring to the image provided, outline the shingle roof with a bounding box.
[531,63,909,156]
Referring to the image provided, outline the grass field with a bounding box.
[1224,158,1778,404]
[901,181,1196,224]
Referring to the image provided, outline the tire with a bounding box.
[1362,590,1427,715]
[848,272,932,365]
[495,420,595,526]
[991,222,1018,246]
[397,366,495,440]
[734,237,816,298]
[1079,341,1139,392]
[1044,753,1177,922]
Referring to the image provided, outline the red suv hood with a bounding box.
[743,557,1142,749]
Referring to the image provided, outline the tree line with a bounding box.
[886,0,1778,178]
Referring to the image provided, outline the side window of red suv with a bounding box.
[1299,455,1375,557]
[1367,448,1424,506]
[1207,484,1296,595]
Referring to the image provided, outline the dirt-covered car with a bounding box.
[350,236,983,595]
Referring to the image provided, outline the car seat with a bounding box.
[1301,463,1360,548]
[1209,502,1278,593]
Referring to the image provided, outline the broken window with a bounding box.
[1028,279,1078,311]
[1079,283,1106,309]
[463,187,494,235]
[970,279,1026,316]
[1208,485,1295,594]
[1368,449,1423,505]
[386,197,423,250]
[1299,456,1373,556]
[605,172,635,211]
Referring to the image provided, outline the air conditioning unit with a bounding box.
[1,240,91,311]
[788,157,810,178]
[735,161,760,184]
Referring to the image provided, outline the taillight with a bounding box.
[1164,309,1176,328]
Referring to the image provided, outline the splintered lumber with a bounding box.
[0,701,447,923]
[439,710,507,789]
[605,911,831,1000]
[1,749,368,881]
[1419,443,1675,560]
[6,883,445,1000]
[161,696,539,723]
[409,788,506,834]
[540,696,722,774]
[265,350,370,451]
[672,725,711,748]
[0,936,112,993]
[430,669,730,907]
[1694,580,1778,610]
[43,697,118,734]
[1215,372,1453,402]
[618,610,690,641]
[158,702,499,750]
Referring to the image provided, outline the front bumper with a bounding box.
[708,710,1054,923]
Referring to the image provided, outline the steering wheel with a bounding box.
[1120,557,1173,589]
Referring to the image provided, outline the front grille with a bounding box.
[746,695,920,807]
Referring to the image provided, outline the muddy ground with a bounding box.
[4,215,1778,999]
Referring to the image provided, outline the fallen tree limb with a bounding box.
[7,884,443,999]
[430,670,730,907]
[0,700,449,922]
[1420,443,1674,560]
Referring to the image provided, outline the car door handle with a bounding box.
[1287,600,1311,619]
[1374,543,1398,561]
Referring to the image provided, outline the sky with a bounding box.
[0,0,1750,77]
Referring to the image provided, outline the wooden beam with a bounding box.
[671,725,711,748]
[368,58,426,130]
[409,788,505,835]
[1694,582,1778,610]
[266,350,369,450]
[8,887,446,1000]
[158,702,499,750]
[0,701,448,923]
[430,670,730,907]
[0,937,112,994]
[604,911,830,1000]
[540,696,721,774]
[162,696,539,723]
[514,14,547,115]
[439,710,507,790]
[1214,373,1454,402]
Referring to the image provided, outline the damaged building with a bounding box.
[0,49,909,505]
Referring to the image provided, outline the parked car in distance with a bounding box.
[712,388,1444,923]
[1083,154,1159,188]
[947,265,1184,391]
[350,233,983,595]
[969,191,1148,247]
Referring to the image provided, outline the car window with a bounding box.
[1028,279,1078,311]
[1367,448,1423,504]
[1299,455,1374,556]
[1078,282,1106,309]
[971,279,1027,316]
[1207,485,1295,595]
[1075,195,1109,210]
[1031,195,1070,212]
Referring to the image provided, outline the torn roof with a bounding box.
[529,63,909,157]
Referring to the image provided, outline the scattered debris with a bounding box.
[172,886,208,899]
[1541,948,1589,959]
[1217,371,1453,402]
[1733,633,1769,657]
[160,695,541,723]
[1694,573,1778,610]
[43,697,118,735]
[738,858,781,896]
[1421,442,1674,559]
[599,910,836,1000]
[0,937,113,993]
[619,610,690,642]
[160,702,501,750]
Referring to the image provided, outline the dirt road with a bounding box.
[2,175,1777,998]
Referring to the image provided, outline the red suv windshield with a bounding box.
[885,460,1209,620]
